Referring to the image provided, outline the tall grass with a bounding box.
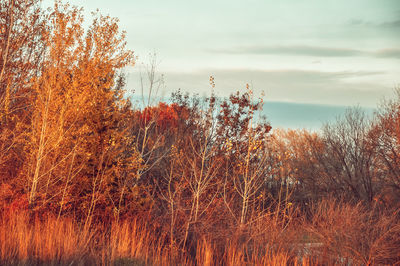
[0,211,171,265]
[1,199,398,265]
[306,199,400,265]
[0,211,305,265]
[0,212,94,264]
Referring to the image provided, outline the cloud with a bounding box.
[347,18,400,31]
[373,48,400,58]
[211,45,400,59]
[347,18,400,28]
[348,19,368,26]
[379,19,400,28]
[127,68,389,107]
[213,45,363,57]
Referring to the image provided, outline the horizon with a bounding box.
[42,0,399,128]
[128,94,375,131]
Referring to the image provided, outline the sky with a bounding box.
[42,0,400,129]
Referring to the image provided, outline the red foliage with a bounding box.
[137,102,187,130]
[0,183,28,218]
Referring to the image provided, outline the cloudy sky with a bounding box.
[43,0,400,128]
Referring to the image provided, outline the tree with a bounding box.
[10,2,142,224]
[317,108,377,202]
[217,87,272,226]
[368,88,400,207]
[0,0,47,187]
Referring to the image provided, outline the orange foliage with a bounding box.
[1,1,400,265]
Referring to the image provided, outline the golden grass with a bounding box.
[0,212,94,264]
[0,212,166,265]
[223,240,313,266]
[0,211,309,265]
[2,201,397,265]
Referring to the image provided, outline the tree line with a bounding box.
[1,1,399,264]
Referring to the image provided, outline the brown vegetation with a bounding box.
[0,0,399,265]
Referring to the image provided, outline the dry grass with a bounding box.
[1,202,398,265]
[0,212,94,265]
[0,211,307,265]
[306,199,400,265]
[196,238,214,266]
[0,211,171,265]
[223,239,314,266]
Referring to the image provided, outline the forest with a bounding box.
[0,1,399,265]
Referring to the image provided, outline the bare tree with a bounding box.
[368,88,400,207]
[319,108,377,202]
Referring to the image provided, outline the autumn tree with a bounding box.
[368,88,400,207]
[320,108,378,202]
[216,86,272,226]
[0,0,47,188]
[269,109,379,205]
[2,1,143,224]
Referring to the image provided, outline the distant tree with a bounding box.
[266,129,317,207]
[368,89,400,207]
[315,108,377,202]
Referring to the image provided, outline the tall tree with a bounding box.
[16,2,140,223]
[0,0,47,186]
